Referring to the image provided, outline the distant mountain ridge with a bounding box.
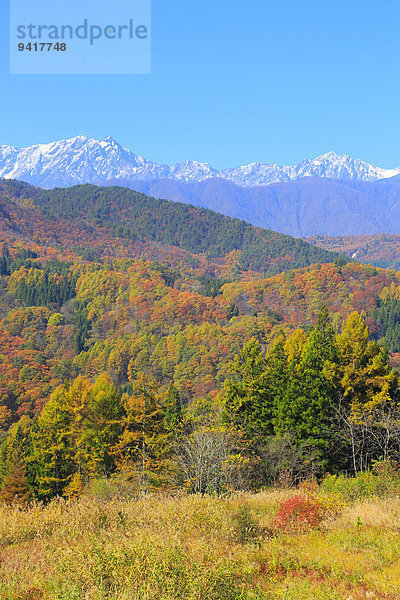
[1,135,400,188]
[118,176,400,237]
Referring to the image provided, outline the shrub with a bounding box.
[273,494,324,533]
[320,462,400,502]
[321,472,375,502]
[87,473,140,501]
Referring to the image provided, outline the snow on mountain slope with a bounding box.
[0,135,399,188]
[0,135,169,188]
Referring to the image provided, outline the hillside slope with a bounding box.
[0,179,345,275]
[306,233,400,270]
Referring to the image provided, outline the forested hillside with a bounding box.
[125,175,400,236]
[0,179,347,275]
[307,233,400,270]
[0,179,400,503]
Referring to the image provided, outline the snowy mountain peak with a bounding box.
[70,134,88,142]
[170,160,219,181]
[315,151,340,160]
[101,135,121,146]
[0,136,399,188]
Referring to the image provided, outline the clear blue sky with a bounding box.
[1,0,399,169]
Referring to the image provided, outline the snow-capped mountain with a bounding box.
[170,160,219,181]
[221,152,400,186]
[0,135,171,188]
[0,135,399,188]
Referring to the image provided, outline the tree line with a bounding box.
[1,306,400,502]
[226,306,399,475]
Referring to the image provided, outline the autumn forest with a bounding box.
[0,179,400,502]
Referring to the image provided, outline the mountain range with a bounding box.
[2,135,400,238]
[1,135,400,188]
[127,177,400,237]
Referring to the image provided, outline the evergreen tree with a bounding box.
[273,306,338,460]
[225,338,273,442]
[0,242,10,276]
[74,303,91,353]
[164,383,183,431]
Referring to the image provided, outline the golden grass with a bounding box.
[0,491,399,599]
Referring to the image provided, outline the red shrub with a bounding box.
[274,494,324,533]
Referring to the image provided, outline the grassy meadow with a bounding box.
[1,481,400,600]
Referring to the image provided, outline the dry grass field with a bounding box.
[1,485,400,600]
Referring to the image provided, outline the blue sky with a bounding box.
[1,0,399,169]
